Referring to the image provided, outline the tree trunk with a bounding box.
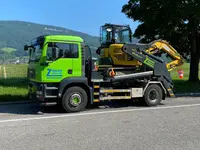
[189,50,199,81]
[188,19,199,82]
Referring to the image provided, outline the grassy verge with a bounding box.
[0,63,200,102]
[0,64,28,102]
[170,63,200,93]
[173,80,200,93]
[0,85,28,102]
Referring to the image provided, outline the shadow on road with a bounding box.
[0,102,67,115]
[0,100,165,116]
[0,103,41,115]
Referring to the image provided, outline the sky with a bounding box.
[0,0,139,36]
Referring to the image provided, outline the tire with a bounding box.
[61,86,88,113]
[143,84,162,106]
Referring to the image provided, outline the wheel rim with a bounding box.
[148,89,158,102]
[70,93,82,107]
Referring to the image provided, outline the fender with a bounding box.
[58,77,93,104]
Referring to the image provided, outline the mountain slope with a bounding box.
[0,20,100,58]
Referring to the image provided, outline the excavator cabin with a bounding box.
[96,23,140,68]
[99,23,132,46]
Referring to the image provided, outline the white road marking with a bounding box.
[0,103,200,123]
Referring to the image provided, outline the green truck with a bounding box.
[24,34,177,113]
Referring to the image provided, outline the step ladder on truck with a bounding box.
[25,35,183,113]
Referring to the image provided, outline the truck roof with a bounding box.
[44,35,84,43]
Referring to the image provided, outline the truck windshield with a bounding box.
[101,25,131,44]
[29,44,42,62]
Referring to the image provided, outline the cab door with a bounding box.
[70,43,82,77]
[42,42,74,83]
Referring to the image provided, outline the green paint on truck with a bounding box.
[26,35,84,83]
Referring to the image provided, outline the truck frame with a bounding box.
[25,34,176,113]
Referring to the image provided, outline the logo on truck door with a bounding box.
[46,69,63,79]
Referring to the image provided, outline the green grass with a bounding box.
[170,63,200,93]
[1,47,16,53]
[0,63,199,102]
[0,64,28,102]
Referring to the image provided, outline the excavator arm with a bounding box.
[117,39,184,71]
[145,40,184,71]
[96,39,184,72]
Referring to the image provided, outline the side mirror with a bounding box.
[24,45,29,51]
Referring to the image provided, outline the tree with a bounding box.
[122,0,200,82]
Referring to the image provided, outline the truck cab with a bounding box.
[25,35,93,112]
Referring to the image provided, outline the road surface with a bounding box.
[0,97,200,150]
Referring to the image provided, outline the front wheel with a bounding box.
[61,86,88,113]
[143,84,162,106]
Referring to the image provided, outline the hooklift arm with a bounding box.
[121,43,175,97]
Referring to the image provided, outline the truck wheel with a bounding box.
[143,84,162,106]
[62,86,88,113]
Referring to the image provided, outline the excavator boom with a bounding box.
[145,40,184,71]
[97,39,184,71]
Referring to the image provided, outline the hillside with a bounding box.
[0,20,100,60]
[0,20,139,61]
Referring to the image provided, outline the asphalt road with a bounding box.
[0,97,200,150]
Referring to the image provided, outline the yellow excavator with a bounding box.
[96,23,184,72]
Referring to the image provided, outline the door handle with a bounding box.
[68,69,73,74]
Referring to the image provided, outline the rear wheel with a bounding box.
[62,86,88,113]
[143,84,162,106]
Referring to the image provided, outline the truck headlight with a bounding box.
[36,84,44,96]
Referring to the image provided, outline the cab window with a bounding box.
[46,42,79,60]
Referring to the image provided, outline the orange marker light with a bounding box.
[109,68,116,77]
[94,62,98,71]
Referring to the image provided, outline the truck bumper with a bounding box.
[28,81,45,102]
[28,81,58,103]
